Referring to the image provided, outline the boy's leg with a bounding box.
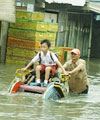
[44,67,52,85]
[36,65,42,83]
[51,65,57,78]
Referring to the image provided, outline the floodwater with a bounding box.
[0,58,100,120]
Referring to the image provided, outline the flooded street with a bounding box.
[0,58,100,120]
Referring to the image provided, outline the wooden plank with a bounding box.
[56,10,66,46]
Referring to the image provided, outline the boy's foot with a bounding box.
[35,79,41,86]
[36,79,40,83]
[44,80,48,87]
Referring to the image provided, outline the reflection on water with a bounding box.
[0,59,100,120]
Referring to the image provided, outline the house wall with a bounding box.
[57,11,92,57]
[44,2,100,58]
[43,3,93,57]
[66,13,91,57]
[57,9,68,46]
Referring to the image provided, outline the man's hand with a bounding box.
[64,71,72,76]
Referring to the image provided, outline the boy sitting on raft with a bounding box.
[22,39,66,86]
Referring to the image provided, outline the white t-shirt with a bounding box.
[31,51,58,66]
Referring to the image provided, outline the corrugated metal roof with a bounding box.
[87,0,100,2]
[45,0,86,6]
[86,2,100,13]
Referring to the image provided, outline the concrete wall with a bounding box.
[0,0,15,23]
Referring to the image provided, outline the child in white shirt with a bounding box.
[23,39,66,86]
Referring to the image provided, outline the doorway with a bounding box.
[65,12,92,58]
[91,14,100,58]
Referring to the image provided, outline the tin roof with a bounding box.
[86,1,100,13]
[87,0,100,1]
[45,0,86,6]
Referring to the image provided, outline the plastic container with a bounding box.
[16,10,45,21]
[10,20,48,32]
[47,23,58,32]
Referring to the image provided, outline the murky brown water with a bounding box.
[0,58,100,120]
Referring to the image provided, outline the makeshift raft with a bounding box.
[8,69,70,100]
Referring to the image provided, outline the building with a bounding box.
[0,0,100,63]
[0,0,15,63]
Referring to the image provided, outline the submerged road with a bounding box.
[0,58,100,120]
